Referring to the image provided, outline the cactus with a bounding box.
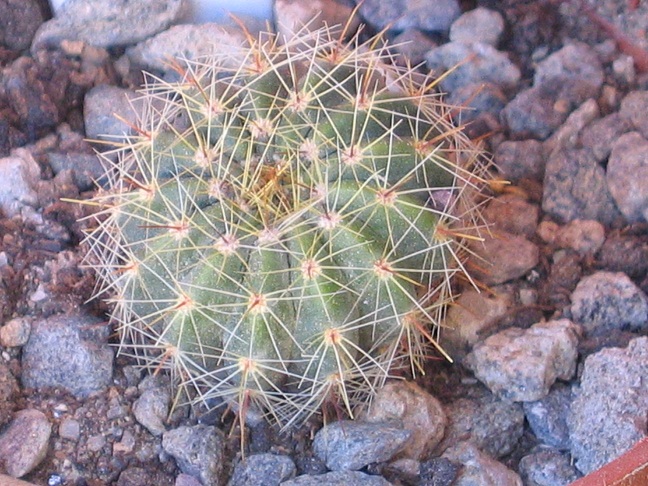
[85,25,490,428]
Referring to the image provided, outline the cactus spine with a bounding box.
[86,25,489,427]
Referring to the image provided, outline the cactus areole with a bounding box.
[86,26,490,427]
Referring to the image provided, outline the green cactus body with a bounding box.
[86,26,489,426]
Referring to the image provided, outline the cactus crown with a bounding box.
[85,24,490,428]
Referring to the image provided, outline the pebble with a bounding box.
[596,234,648,279]
[447,82,507,125]
[116,467,174,486]
[419,457,459,485]
[0,363,19,427]
[274,0,360,40]
[86,434,106,452]
[482,194,539,238]
[464,319,580,402]
[362,381,446,460]
[426,42,520,93]
[389,30,437,67]
[58,418,81,442]
[542,148,620,224]
[0,0,44,51]
[0,409,52,478]
[162,424,225,486]
[113,429,136,455]
[227,453,296,486]
[441,442,522,486]
[440,388,525,458]
[556,219,605,256]
[175,474,202,486]
[0,149,40,217]
[542,98,599,156]
[493,139,545,181]
[471,231,539,285]
[0,317,31,347]
[357,0,460,32]
[570,271,648,334]
[607,131,648,223]
[449,7,505,46]
[522,384,572,450]
[579,113,632,163]
[282,471,392,486]
[518,447,581,486]
[32,0,184,51]
[313,421,410,471]
[569,336,648,474]
[83,85,141,145]
[132,375,171,437]
[21,313,113,398]
[619,90,648,139]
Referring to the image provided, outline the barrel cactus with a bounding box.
[85,25,490,428]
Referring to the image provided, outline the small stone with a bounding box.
[442,442,522,486]
[0,409,52,478]
[607,131,648,223]
[163,424,224,486]
[447,82,507,125]
[0,150,40,217]
[0,317,31,347]
[86,434,106,452]
[419,457,459,485]
[595,234,648,279]
[116,467,175,486]
[357,0,460,32]
[522,384,572,450]
[113,429,136,455]
[464,319,580,402]
[482,194,539,238]
[449,7,504,46]
[132,375,171,437]
[518,447,581,486]
[228,453,296,486]
[390,30,437,67]
[612,55,636,87]
[619,90,648,140]
[362,381,446,460]
[84,85,141,146]
[579,113,632,163]
[502,85,570,140]
[543,98,599,155]
[536,221,559,245]
[313,421,410,471]
[175,474,203,486]
[554,219,605,256]
[58,418,81,441]
[0,364,18,427]
[471,231,539,285]
[493,139,545,181]
[274,0,360,40]
[570,271,648,334]
[0,0,44,51]
[282,470,392,486]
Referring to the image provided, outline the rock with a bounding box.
[32,0,184,51]
[0,409,51,478]
[175,473,202,486]
[124,23,250,73]
[443,288,513,359]
[553,219,605,256]
[313,421,410,471]
[595,234,648,279]
[163,424,225,486]
[482,194,539,238]
[607,132,648,223]
[132,375,171,437]
[282,470,392,486]
[542,148,621,224]
[522,384,572,450]
[441,442,522,486]
[356,0,460,32]
[0,0,44,51]
[0,316,31,347]
[440,389,525,458]
[518,447,581,486]
[542,98,599,156]
[58,418,81,442]
[426,42,520,93]
[83,85,142,144]
[493,139,545,181]
[570,271,648,334]
[0,364,18,427]
[539,249,583,309]
[21,313,113,398]
[362,381,446,460]
[471,231,539,285]
[464,319,580,402]
[449,7,504,46]
[619,90,648,140]
[227,453,296,486]
[569,337,648,474]
[47,152,108,191]
[419,457,460,485]
[116,466,174,486]
[447,82,507,125]
[389,30,437,67]
[274,0,360,40]
[579,113,632,163]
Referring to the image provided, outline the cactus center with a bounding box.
[373,259,395,280]
[248,293,269,315]
[342,145,363,166]
[301,258,322,280]
[214,234,239,255]
[376,188,397,206]
[323,327,343,346]
[317,211,342,230]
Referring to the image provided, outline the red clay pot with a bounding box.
[570,437,648,486]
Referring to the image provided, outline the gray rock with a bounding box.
[132,375,171,436]
[501,84,570,140]
[362,381,446,460]
[522,384,573,450]
[493,139,545,181]
[471,231,539,285]
[464,319,580,402]
[357,0,460,32]
[282,470,392,486]
[0,149,40,217]
[447,82,507,125]
[116,466,175,486]
[553,219,606,256]
[21,313,113,398]
[607,132,648,223]
[449,7,504,46]
[542,98,599,156]
[163,424,225,486]
[47,152,108,191]
[570,271,648,334]
[274,0,360,40]
[313,421,410,471]
[58,418,81,442]
[426,42,520,93]
[228,453,295,486]
[619,90,648,140]
[533,42,603,102]
[0,363,18,427]
[482,194,539,238]
[389,30,437,67]
[84,85,142,144]
[419,457,459,485]
[0,316,31,347]
[579,113,632,163]
[442,442,522,486]
[0,409,51,478]
[518,447,581,486]
[440,389,525,459]
[125,23,251,72]
[569,337,648,474]
[0,0,44,51]
[175,474,203,486]
[32,0,184,51]
[542,148,621,224]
